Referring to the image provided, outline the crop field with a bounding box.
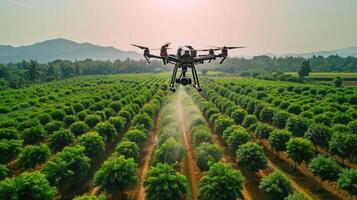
[0,74,356,200]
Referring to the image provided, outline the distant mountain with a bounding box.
[276,46,357,58]
[0,38,142,63]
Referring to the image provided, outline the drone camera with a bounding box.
[176,76,192,86]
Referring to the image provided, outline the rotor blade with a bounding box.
[227,46,246,49]
[207,46,221,49]
[131,44,148,49]
[163,42,171,48]
[197,48,221,52]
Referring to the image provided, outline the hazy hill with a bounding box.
[0,38,142,63]
[278,46,357,58]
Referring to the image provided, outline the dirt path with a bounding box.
[134,114,160,200]
[177,89,201,200]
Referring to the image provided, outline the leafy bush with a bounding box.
[50,109,66,121]
[329,132,357,161]
[192,128,213,146]
[116,140,139,161]
[199,162,244,200]
[236,142,267,172]
[152,138,184,166]
[73,195,105,200]
[16,144,50,169]
[337,169,357,195]
[305,124,331,148]
[63,115,78,126]
[70,121,90,137]
[0,165,9,180]
[287,104,302,115]
[333,113,352,125]
[286,116,308,137]
[84,115,102,128]
[0,139,22,164]
[348,120,357,134]
[259,171,292,200]
[79,132,105,158]
[45,121,63,134]
[226,126,251,152]
[94,155,138,194]
[144,163,188,200]
[273,111,290,129]
[0,171,56,200]
[0,128,19,140]
[43,145,90,187]
[230,108,247,125]
[314,114,332,126]
[259,107,275,123]
[286,138,313,170]
[309,154,341,185]
[268,130,291,157]
[242,115,257,128]
[214,115,234,134]
[123,128,148,146]
[95,122,117,142]
[196,142,222,171]
[132,113,153,130]
[48,129,74,152]
[109,101,122,112]
[256,124,274,141]
[109,116,126,132]
[285,192,308,200]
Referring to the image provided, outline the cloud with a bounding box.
[6,0,25,7]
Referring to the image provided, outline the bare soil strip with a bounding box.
[135,114,160,200]
[177,91,201,200]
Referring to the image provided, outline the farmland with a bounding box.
[0,74,356,200]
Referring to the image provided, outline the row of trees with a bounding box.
[204,81,356,196]
[0,59,165,88]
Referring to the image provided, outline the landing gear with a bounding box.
[169,64,202,92]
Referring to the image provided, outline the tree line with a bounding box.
[0,59,165,88]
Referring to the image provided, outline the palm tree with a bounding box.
[25,60,40,82]
[46,63,56,80]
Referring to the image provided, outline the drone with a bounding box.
[132,43,245,92]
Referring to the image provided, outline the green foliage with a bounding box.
[199,162,244,200]
[236,142,267,172]
[79,132,105,158]
[0,165,9,180]
[0,139,22,164]
[73,195,105,200]
[0,128,19,140]
[43,145,90,187]
[308,154,341,183]
[268,130,291,155]
[230,107,247,125]
[45,120,63,134]
[214,115,234,134]
[329,132,357,160]
[242,114,257,128]
[286,116,308,137]
[314,114,332,126]
[305,124,331,148]
[123,128,148,146]
[132,113,153,130]
[70,121,90,136]
[287,104,302,115]
[94,155,138,194]
[285,192,308,200]
[152,137,184,166]
[23,126,45,145]
[192,128,213,146]
[50,109,66,121]
[115,140,139,161]
[298,60,311,80]
[0,171,56,200]
[259,107,275,123]
[334,76,343,87]
[273,111,290,129]
[16,144,50,169]
[256,124,274,141]
[196,142,222,171]
[226,126,251,152]
[348,120,357,134]
[63,115,78,126]
[48,129,74,152]
[95,122,117,142]
[338,169,357,195]
[84,115,102,128]
[109,116,126,132]
[286,138,313,169]
[259,171,292,200]
[144,163,188,200]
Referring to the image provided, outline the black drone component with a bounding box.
[132,43,245,92]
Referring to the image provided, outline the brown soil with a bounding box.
[128,113,160,200]
[177,90,202,200]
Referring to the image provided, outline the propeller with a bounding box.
[207,46,245,50]
[131,44,149,50]
[197,48,220,52]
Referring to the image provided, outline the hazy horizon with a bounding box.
[1,0,357,56]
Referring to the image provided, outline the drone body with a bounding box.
[132,43,244,92]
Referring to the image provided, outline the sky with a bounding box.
[1,0,357,56]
